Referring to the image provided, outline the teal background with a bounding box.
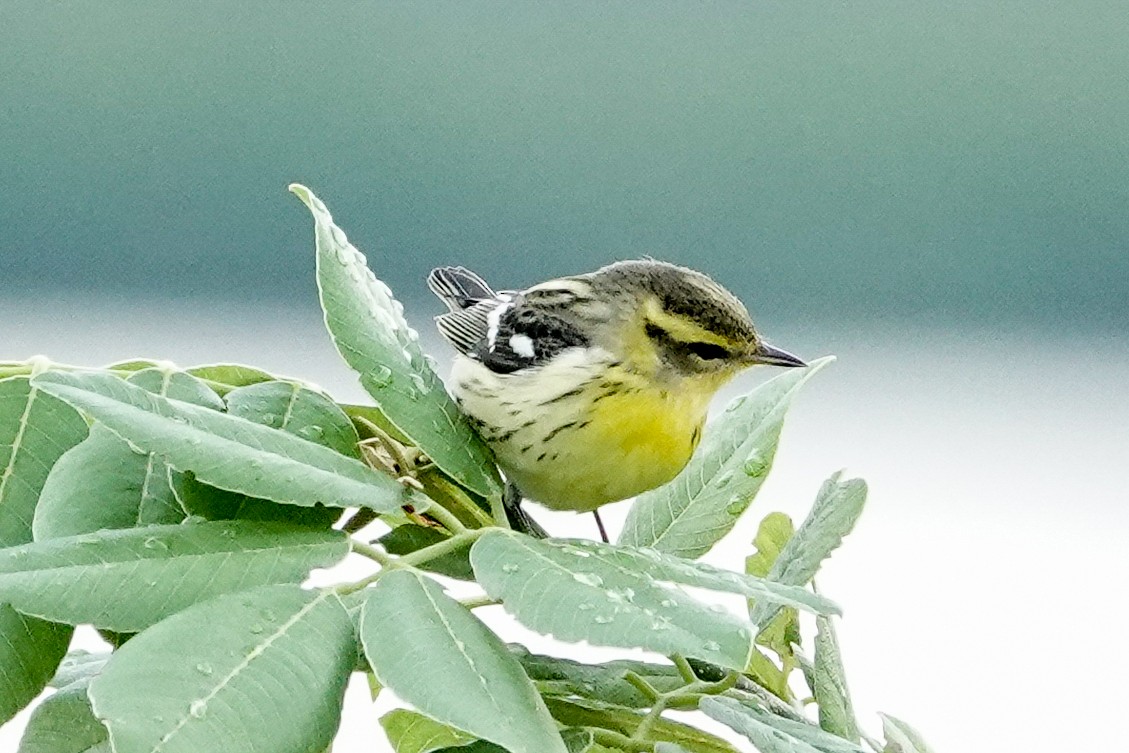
[3,1,1126,328]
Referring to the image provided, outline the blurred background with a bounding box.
[2,2,1126,751]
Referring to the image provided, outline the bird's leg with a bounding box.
[503,481,549,539]
[592,510,610,543]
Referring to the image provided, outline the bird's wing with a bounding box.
[427,266,496,311]
[433,288,590,374]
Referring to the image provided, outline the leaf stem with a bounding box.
[396,528,486,569]
[422,501,469,535]
[672,654,697,684]
[590,729,652,752]
[623,671,662,702]
[458,594,499,610]
[350,538,393,566]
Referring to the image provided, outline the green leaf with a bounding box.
[89,585,354,753]
[185,363,278,395]
[516,648,685,708]
[176,473,342,528]
[746,512,795,580]
[48,650,110,690]
[17,676,110,753]
[470,531,757,670]
[543,697,738,753]
[0,376,87,724]
[290,184,501,500]
[361,569,567,753]
[812,615,859,741]
[0,603,72,725]
[34,369,225,539]
[31,370,422,514]
[744,512,800,698]
[224,380,361,459]
[618,357,832,558]
[0,376,89,548]
[33,426,186,539]
[103,359,161,374]
[380,709,477,753]
[701,697,868,753]
[748,473,866,629]
[0,521,348,631]
[124,368,225,411]
[879,713,936,753]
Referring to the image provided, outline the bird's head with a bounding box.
[586,260,806,388]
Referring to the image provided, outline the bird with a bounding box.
[427,259,806,540]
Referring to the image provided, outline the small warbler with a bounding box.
[428,260,805,535]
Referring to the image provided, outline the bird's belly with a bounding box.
[503,394,702,512]
[450,355,709,512]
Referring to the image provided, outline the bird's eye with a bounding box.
[686,341,730,360]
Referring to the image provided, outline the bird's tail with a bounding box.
[427,266,496,311]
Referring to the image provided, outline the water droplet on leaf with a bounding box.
[196,663,213,676]
[368,366,394,388]
[501,563,519,573]
[189,700,207,719]
[572,573,603,587]
[143,537,167,551]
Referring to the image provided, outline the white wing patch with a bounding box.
[485,294,514,350]
[509,334,535,359]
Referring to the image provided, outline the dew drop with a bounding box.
[248,624,264,635]
[330,226,348,248]
[368,366,394,389]
[261,609,278,622]
[704,640,721,652]
[708,603,726,614]
[577,603,594,611]
[660,599,677,608]
[726,396,746,412]
[408,373,428,394]
[738,627,752,640]
[743,456,768,477]
[572,573,603,587]
[501,563,520,573]
[299,425,324,440]
[593,615,614,624]
[725,500,744,516]
[189,700,207,719]
[143,537,168,551]
[195,662,213,676]
[260,413,278,425]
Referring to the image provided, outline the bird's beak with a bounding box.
[746,341,807,368]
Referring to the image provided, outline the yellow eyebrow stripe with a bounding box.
[641,297,732,346]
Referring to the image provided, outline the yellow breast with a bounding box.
[500,372,717,512]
